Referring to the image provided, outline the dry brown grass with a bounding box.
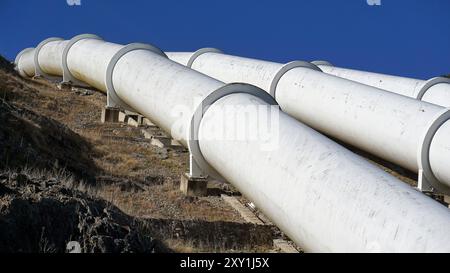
[1,70,242,223]
[163,239,272,253]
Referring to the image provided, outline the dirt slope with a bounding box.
[0,169,159,253]
[0,56,274,253]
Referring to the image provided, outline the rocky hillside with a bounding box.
[0,55,14,72]
[0,55,275,253]
[0,91,97,181]
[0,169,158,253]
[0,56,161,252]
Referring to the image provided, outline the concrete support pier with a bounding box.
[101,107,120,123]
[180,154,208,197]
[180,173,208,197]
[445,195,450,208]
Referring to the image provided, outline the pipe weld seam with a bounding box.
[14,47,35,76]
[187,48,223,68]
[105,43,168,111]
[34,37,63,79]
[188,83,279,181]
[417,108,450,195]
[311,60,334,67]
[415,77,450,100]
[270,61,322,99]
[62,34,103,83]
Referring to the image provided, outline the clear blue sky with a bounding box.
[0,0,448,79]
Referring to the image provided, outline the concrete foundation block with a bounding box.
[141,128,172,148]
[180,173,208,197]
[127,117,139,127]
[118,111,128,123]
[171,139,182,146]
[127,115,144,127]
[137,115,145,125]
[141,129,154,139]
[56,82,72,91]
[151,137,171,148]
[101,107,120,123]
[444,195,450,208]
[71,87,93,96]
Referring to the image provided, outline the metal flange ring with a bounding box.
[14,47,35,77]
[105,42,168,111]
[417,108,450,195]
[311,60,334,67]
[15,47,34,68]
[187,48,223,68]
[62,34,103,84]
[188,82,279,181]
[270,61,322,99]
[415,77,450,101]
[34,37,63,79]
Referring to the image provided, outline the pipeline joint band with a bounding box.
[62,34,103,86]
[14,47,35,77]
[415,77,450,101]
[188,83,279,181]
[34,37,64,80]
[105,43,167,111]
[417,108,450,195]
[269,61,322,99]
[311,60,334,67]
[187,48,223,68]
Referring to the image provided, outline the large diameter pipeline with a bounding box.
[166,51,450,193]
[15,37,450,252]
[200,93,450,252]
[110,49,450,252]
[312,63,450,108]
[38,40,69,76]
[15,47,35,77]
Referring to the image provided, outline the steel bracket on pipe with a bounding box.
[417,108,450,195]
[105,43,168,112]
[270,61,322,99]
[187,48,223,68]
[14,47,35,77]
[62,34,103,87]
[188,82,279,181]
[34,37,64,81]
[311,60,334,67]
[415,77,450,101]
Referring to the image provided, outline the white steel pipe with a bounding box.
[37,40,69,77]
[15,37,450,252]
[311,61,450,108]
[15,47,35,77]
[166,51,450,194]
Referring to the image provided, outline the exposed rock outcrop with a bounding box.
[0,170,163,253]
